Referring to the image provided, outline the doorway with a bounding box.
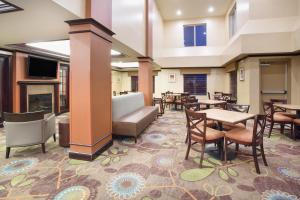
[260,61,290,106]
[0,55,12,126]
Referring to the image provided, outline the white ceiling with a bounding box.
[155,0,233,21]
[0,0,79,47]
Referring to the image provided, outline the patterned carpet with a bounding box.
[0,111,300,200]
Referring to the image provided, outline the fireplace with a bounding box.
[29,93,53,113]
[18,81,60,114]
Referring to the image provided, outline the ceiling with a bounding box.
[155,0,233,21]
[0,0,78,47]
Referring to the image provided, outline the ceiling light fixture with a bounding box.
[176,9,182,16]
[111,62,139,68]
[208,6,214,13]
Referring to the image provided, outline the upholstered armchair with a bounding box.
[3,111,56,158]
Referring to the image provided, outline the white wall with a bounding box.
[112,0,146,55]
[153,1,164,58]
[52,0,85,17]
[249,0,299,19]
[164,17,226,49]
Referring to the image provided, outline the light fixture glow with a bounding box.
[208,6,214,13]
[111,49,122,56]
[176,9,182,16]
[27,40,121,56]
[111,62,139,68]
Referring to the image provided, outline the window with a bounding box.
[184,24,207,47]
[131,76,155,93]
[229,3,237,38]
[184,74,207,95]
[59,64,69,113]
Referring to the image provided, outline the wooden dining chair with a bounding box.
[153,98,164,116]
[175,93,190,110]
[223,104,250,131]
[263,102,294,139]
[270,99,297,119]
[187,96,198,103]
[185,109,224,168]
[224,115,268,174]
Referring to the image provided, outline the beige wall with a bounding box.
[249,0,299,19]
[236,55,300,114]
[112,0,146,55]
[153,1,164,58]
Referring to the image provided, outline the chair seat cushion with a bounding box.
[273,113,294,123]
[294,119,300,125]
[191,127,224,142]
[222,122,246,130]
[225,128,252,144]
[175,100,182,103]
[165,99,174,103]
[276,112,297,119]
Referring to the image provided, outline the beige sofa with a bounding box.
[112,92,158,142]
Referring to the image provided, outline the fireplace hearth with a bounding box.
[29,93,53,113]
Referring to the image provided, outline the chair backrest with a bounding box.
[270,99,287,104]
[185,109,207,141]
[112,92,145,121]
[252,115,267,144]
[3,111,44,122]
[227,104,250,113]
[184,103,201,111]
[270,99,287,112]
[262,102,274,120]
[208,92,211,100]
[187,96,198,103]
[113,91,117,96]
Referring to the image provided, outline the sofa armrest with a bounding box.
[4,120,44,147]
[43,114,56,142]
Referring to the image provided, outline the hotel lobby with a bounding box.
[0,0,300,199]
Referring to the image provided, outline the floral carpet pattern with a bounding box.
[0,111,300,200]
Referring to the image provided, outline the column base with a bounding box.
[69,139,113,161]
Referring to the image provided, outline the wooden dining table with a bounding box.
[199,109,256,130]
[274,104,300,138]
[198,100,227,109]
[197,109,255,161]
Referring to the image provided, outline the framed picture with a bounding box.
[168,73,176,83]
[239,67,245,81]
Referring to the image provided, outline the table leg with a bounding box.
[206,104,210,109]
[295,110,300,139]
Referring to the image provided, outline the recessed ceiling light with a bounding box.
[176,9,182,16]
[208,6,214,13]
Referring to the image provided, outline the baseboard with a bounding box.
[69,139,113,161]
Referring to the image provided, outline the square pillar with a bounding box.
[138,57,153,106]
[66,19,114,160]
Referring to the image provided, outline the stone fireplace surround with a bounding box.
[18,81,60,114]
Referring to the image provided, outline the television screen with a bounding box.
[28,56,58,79]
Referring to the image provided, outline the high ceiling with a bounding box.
[0,0,78,47]
[155,0,233,21]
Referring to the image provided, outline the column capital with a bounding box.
[138,56,153,63]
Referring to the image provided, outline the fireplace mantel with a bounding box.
[18,80,60,85]
[19,81,60,114]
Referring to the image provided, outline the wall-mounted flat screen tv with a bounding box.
[27,56,58,79]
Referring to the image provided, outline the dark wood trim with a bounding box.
[0,54,13,126]
[54,84,59,114]
[18,81,60,85]
[69,140,113,161]
[66,18,115,36]
[19,84,27,113]
[69,30,112,44]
